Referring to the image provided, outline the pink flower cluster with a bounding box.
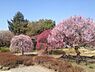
[36,29,51,50]
[10,34,33,53]
[48,16,95,48]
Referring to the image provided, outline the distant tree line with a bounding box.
[8,11,55,36]
[0,11,55,47]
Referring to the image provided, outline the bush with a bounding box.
[0,53,33,68]
[0,52,19,68]
[33,56,85,72]
[0,31,14,47]
[10,34,33,54]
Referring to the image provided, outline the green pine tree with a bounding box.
[8,11,28,35]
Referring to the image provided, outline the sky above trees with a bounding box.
[0,0,95,30]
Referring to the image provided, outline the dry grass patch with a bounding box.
[71,61,95,72]
[62,47,95,57]
[0,52,85,72]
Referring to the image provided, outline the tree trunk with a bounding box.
[74,46,81,64]
[21,50,24,55]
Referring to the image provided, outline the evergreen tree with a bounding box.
[8,11,28,35]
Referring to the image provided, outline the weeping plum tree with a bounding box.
[10,34,33,55]
[48,16,95,61]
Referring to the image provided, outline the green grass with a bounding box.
[0,47,10,52]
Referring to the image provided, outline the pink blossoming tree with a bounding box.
[10,34,33,55]
[48,16,95,49]
[36,29,51,50]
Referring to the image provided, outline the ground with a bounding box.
[0,47,95,72]
[71,62,95,72]
[0,65,55,72]
[62,47,95,56]
[62,47,95,72]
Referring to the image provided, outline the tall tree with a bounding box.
[26,19,55,36]
[8,11,28,35]
[47,16,95,64]
[47,16,95,49]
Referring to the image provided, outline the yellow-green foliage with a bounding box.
[62,47,95,56]
[0,47,10,52]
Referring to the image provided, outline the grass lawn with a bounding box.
[0,47,10,52]
[62,47,95,56]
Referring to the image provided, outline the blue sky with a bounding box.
[0,0,95,30]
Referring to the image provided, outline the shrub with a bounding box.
[0,31,14,47]
[10,34,33,54]
[33,56,85,72]
[0,53,34,68]
[0,52,19,68]
[19,56,34,66]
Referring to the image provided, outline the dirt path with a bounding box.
[0,65,55,72]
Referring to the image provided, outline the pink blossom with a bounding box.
[36,29,51,50]
[48,16,95,48]
[10,34,33,53]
